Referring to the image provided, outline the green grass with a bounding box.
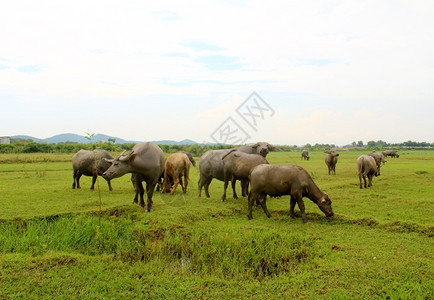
[0,151,433,298]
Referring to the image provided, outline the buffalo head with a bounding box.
[102,150,136,180]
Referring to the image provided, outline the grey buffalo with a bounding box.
[221,150,268,202]
[325,150,339,175]
[102,142,165,212]
[357,155,378,189]
[72,149,114,191]
[382,150,399,158]
[198,142,276,198]
[301,150,309,160]
[368,151,386,176]
[248,164,334,223]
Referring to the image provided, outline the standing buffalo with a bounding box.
[178,151,196,167]
[221,150,268,202]
[72,149,114,191]
[162,152,191,194]
[248,164,334,223]
[368,151,386,176]
[102,142,165,212]
[382,150,399,158]
[301,150,310,160]
[325,150,339,175]
[198,142,275,198]
[357,155,378,189]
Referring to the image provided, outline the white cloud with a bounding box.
[1,1,433,143]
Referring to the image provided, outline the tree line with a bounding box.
[0,139,432,156]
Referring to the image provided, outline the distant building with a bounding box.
[0,136,11,144]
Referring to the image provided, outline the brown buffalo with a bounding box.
[162,152,191,195]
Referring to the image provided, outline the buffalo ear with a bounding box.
[268,144,277,151]
[119,151,135,162]
[104,158,114,164]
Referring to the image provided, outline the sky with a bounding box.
[1,0,433,146]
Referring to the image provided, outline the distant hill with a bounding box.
[11,134,199,145]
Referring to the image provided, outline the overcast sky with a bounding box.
[1,0,433,145]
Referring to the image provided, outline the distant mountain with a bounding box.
[152,139,197,145]
[11,134,199,145]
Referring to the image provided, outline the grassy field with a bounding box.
[0,151,433,298]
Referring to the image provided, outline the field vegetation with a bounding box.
[0,150,433,298]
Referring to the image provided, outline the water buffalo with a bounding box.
[301,150,309,160]
[382,150,399,158]
[325,150,339,175]
[72,149,114,191]
[178,151,196,167]
[198,142,276,198]
[368,151,386,176]
[357,155,378,189]
[162,152,191,194]
[102,142,165,211]
[248,164,334,223]
[221,150,268,202]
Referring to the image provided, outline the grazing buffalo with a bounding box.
[102,142,165,211]
[221,150,268,202]
[368,151,386,176]
[357,155,378,189]
[248,164,334,223]
[301,150,310,160]
[72,149,114,191]
[382,150,399,158]
[325,150,339,175]
[198,142,276,198]
[162,152,191,194]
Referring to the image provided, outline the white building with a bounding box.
[0,136,11,144]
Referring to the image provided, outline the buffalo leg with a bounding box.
[76,173,82,189]
[204,178,212,198]
[170,172,180,195]
[368,174,373,187]
[359,173,363,189]
[363,173,367,188]
[90,175,97,190]
[295,195,308,223]
[106,179,113,191]
[198,175,207,197]
[137,182,144,206]
[231,178,238,200]
[258,194,271,218]
[241,180,249,197]
[289,195,297,218]
[72,170,78,189]
[183,172,188,193]
[145,181,156,212]
[221,180,229,202]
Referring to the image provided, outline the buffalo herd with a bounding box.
[72,143,398,223]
